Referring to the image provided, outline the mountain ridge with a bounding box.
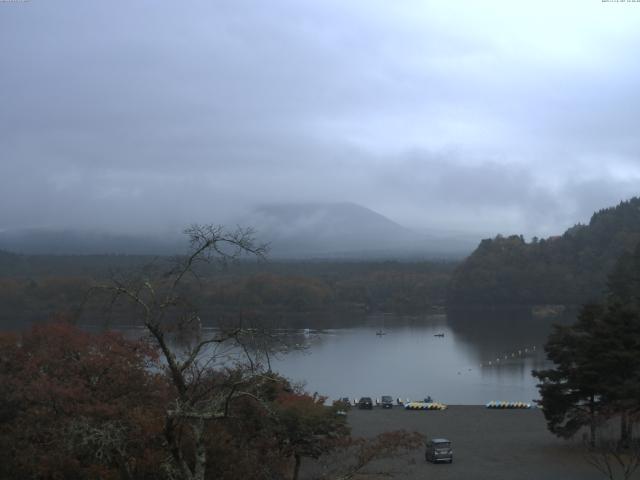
[0,202,476,258]
[244,202,473,258]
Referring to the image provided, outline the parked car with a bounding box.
[425,438,453,463]
[381,395,394,409]
[357,397,373,409]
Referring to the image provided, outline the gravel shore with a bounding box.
[315,405,634,480]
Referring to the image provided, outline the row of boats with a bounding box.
[343,398,535,409]
[404,401,448,410]
[343,396,436,406]
[485,401,533,409]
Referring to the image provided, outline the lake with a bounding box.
[77,308,571,405]
[268,310,568,405]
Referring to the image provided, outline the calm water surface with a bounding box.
[88,309,569,405]
[269,312,565,405]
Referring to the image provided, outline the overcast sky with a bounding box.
[2,0,640,238]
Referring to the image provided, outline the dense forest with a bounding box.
[0,253,454,328]
[5,196,640,322]
[448,197,640,307]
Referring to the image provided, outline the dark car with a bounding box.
[357,397,373,409]
[425,438,453,463]
[380,395,393,409]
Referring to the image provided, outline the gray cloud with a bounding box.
[1,0,640,239]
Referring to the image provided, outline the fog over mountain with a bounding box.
[1,1,640,241]
[244,202,476,258]
[0,202,477,258]
[0,228,183,256]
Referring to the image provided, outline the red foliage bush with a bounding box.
[0,322,167,479]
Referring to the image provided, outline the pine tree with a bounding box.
[534,243,640,446]
[533,304,605,446]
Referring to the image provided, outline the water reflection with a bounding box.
[76,309,574,405]
[270,310,574,405]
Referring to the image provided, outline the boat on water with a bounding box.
[434,333,445,337]
[376,330,386,336]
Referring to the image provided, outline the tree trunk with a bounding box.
[193,418,207,480]
[589,395,596,448]
[165,416,194,480]
[620,412,630,449]
[292,454,302,480]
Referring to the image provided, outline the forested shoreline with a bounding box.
[448,197,640,307]
[0,254,454,329]
[5,197,640,327]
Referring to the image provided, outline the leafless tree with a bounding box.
[90,225,278,480]
[314,430,424,480]
[584,436,640,480]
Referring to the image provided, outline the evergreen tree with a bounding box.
[592,303,640,446]
[534,244,640,445]
[533,304,605,446]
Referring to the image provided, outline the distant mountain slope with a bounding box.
[244,202,473,258]
[448,197,640,306]
[0,203,476,258]
[0,229,184,255]
[0,250,24,275]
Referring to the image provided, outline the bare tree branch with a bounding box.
[584,437,640,480]
[83,224,274,480]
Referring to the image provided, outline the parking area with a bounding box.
[324,406,625,479]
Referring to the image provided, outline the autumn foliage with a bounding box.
[0,228,426,480]
[0,322,167,479]
[0,323,356,480]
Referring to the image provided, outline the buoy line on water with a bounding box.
[479,345,538,368]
